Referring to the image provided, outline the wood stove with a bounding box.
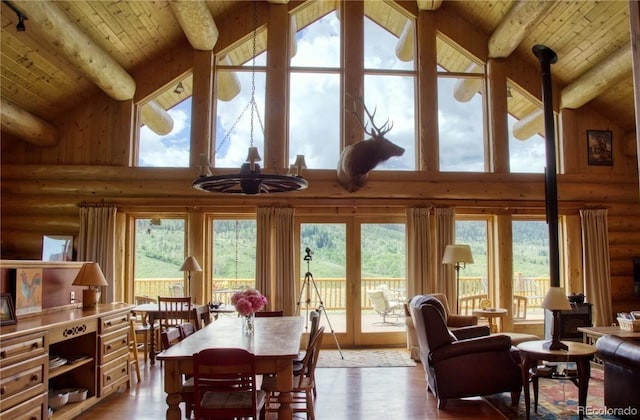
[544,303,593,342]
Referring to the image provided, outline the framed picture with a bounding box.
[14,268,43,315]
[42,234,74,261]
[587,130,613,166]
[1,294,17,326]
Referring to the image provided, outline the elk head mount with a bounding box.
[337,98,405,192]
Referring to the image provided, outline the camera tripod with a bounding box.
[296,247,343,358]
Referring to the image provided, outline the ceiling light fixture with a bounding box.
[192,1,308,195]
[174,81,184,95]
[3,1,27,32]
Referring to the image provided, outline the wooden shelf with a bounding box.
[52,395,97,420]
[49,357,94,379]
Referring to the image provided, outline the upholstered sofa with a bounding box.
[596,335,640,418]
[409,294,522,409]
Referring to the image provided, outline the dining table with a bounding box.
[132,303,211,365]
[157,315,304,420]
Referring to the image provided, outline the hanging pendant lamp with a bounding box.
[192,1,308,195]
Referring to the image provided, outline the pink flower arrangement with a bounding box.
[231,288,268,316]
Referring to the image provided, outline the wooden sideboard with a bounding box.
[0,303,134,420]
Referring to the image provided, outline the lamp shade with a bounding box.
[541,286,572,311]
[442,244,474,264]
[72,262,109,287]
[179,256,202,272]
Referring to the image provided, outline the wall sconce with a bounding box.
[174,81,184,94]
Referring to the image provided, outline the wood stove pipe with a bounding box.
[532,44,560,288]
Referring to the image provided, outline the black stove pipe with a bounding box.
[532,44,560,288]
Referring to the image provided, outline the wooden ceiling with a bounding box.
[0,0,636,144]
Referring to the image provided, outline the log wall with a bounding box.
[1,1,638,317]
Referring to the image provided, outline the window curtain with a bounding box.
[273,208,296,315]
[77,205,117,304]
[434,207,455,305]
[580,208,613,326]
[406,207,431,298]
[256,207,272,304]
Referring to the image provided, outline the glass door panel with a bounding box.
[360,223,406,342]
[299,223,347,337]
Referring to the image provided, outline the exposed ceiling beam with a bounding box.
[140,101,174,136]
[561,43,632,109]
[395,20,415,62]
[170,0,219,51]
[487,1,551,59]
[17,1,135,101]
[515,43,633,140]
[454,1,551,102]
[1,97,58,146]
[416,0,443,11]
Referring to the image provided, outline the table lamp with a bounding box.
[442,244,474,313]
[179,256,202,297]
[73,262,109,309]
[541,286,572,350]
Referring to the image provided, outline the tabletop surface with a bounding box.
[577,325,640,338]
[517,340,596,356]
[472,308,508,315]
[157,315,304,360]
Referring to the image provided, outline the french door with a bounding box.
[296,215,406,347]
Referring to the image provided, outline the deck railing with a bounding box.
[135,275,550,314]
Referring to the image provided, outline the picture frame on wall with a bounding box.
[0,293,17,326]
[14,268,43,316]
[42,234,74,261]
[587,130,613,166]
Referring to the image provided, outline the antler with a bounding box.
[347,94,393,138]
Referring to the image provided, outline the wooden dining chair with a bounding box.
[160,327,195,419]
[254,310,284,317]
[157,296,192,331]
[294,310,321,396]
[128,319,142,385]
[132,295,158,363]
[192,348,266,420]
[263,326,325,420]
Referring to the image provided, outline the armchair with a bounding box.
[405,293,483,361]
[409,294,521,409]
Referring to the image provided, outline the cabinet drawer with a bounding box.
[1,391,47,420]
[98,356,128,397]
[0,332,47,368]
[100,311,129,334]
[99,329,129,364]
[0,354,47,411]
[49,320,97,345]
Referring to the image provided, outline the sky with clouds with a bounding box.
[139,11,544,174]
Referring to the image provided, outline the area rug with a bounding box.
[484,368,618,419]
[316,349,417,368]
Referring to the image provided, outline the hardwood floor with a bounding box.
[74,355,505,420]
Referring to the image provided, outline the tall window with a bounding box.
[363,8,416,170]
[133,217,186,297]
[211,219,257,304]
[507,82,545,173]
[454,219,489,301]
[137,76,193,167]
[289,9,340,169]
[512,219,550,320]
[215,34,267,168]
[437,36,486,172]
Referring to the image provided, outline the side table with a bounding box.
[472,308,507,333]
[517,340,596,420]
